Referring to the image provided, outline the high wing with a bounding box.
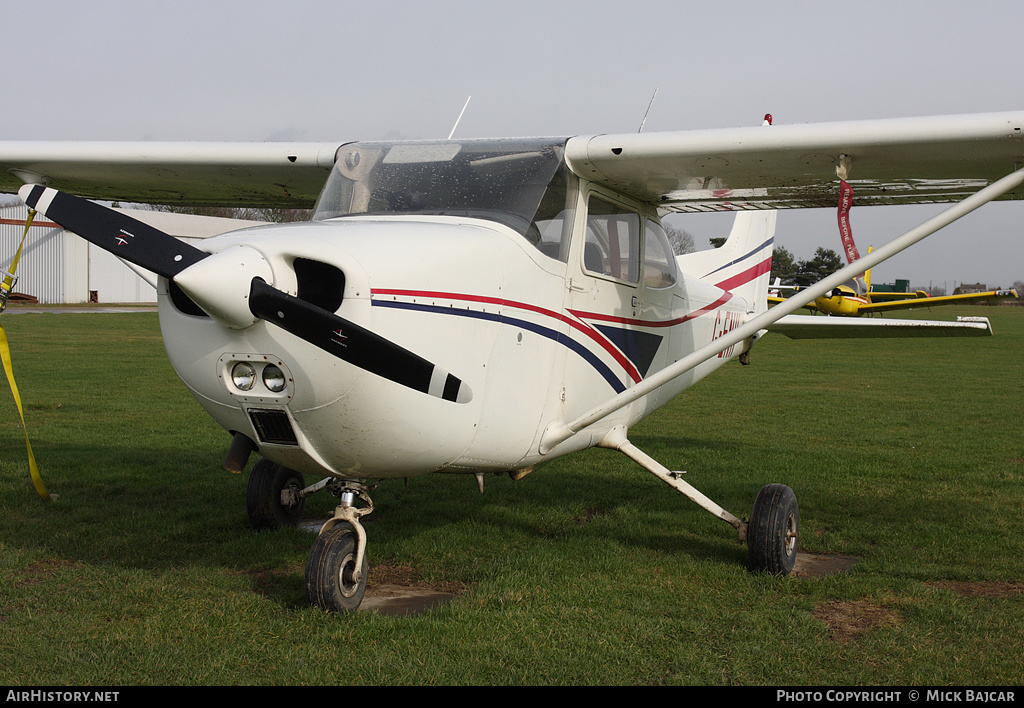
[3,112,1023,210]
[857,288,1018,312]
[564,112,1024,211]
[0,141,345,207]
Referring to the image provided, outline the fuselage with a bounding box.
[811,286,869,316]
[158,139,758,481]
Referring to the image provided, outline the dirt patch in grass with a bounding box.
[574,505,605,524]
[360,561,465,615]
[793,552,859,578]
[236,559,465,615]
[928,580,1024,599]
[799,554,899,645]
[368,560,467,597]
[814,599,900,644]
[11,559,81,588]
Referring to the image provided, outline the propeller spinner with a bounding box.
[17,185,472,404]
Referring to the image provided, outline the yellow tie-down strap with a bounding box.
[1,210,52,501]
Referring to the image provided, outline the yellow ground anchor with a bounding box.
[1,209,53,500]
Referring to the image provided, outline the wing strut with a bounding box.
[598,426,747,539]
[539,166,1024,454]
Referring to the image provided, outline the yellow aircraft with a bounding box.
[768,250,1018,316]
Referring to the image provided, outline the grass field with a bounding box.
[0,305,1022,686]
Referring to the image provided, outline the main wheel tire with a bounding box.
[306,524,368,613]
[246,458,306,531]
[747,483,799,575]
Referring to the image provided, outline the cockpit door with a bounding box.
[563,191,662,418]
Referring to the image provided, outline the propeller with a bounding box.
[17,185,472,404]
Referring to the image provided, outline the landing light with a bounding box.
[263,364,287,392]
[231,362,257,391]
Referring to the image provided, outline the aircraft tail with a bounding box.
[678,210,777,313]
[863,246,873,297]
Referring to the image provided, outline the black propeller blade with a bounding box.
[18,185,472,403]
[19,184,209,279]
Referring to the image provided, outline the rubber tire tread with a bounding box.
[747,483,799,575]
[305,524,368,613]
[245,459,306,531]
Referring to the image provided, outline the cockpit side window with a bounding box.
[528,166,574,262]
[583,196,640,284]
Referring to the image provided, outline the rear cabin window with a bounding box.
[643,219,678,289]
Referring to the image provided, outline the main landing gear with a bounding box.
[598,426,799,575]
[747,483,799,575]
[245,459,307,530]
[245,458,375,612]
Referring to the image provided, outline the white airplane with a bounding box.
[2,111,1023,612]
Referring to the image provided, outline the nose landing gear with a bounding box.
[245,457,376,613]
[306,481,375,613]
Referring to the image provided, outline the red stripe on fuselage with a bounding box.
[371,288,734,384]
[373,288,642,381]
[569,292,734,329]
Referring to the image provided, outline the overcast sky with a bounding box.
[5,0,1023,290]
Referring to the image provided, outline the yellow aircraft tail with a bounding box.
[864,246,873,300]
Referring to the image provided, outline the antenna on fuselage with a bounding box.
[638,88,658,132]
[448,96,472,140]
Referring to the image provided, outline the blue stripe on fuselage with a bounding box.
[372,299,627,393]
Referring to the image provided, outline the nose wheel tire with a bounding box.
[306,523,368,613]
[747,483,799,575]
[246,458,306,531]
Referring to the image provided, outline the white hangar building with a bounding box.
[0,204,266,304]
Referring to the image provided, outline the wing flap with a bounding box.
[565,112,1024,211]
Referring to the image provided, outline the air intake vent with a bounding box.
[295,258,345,312]
[169,280,209,317]
[248,409,299,446]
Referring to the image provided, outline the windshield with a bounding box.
[313,138,571,255]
